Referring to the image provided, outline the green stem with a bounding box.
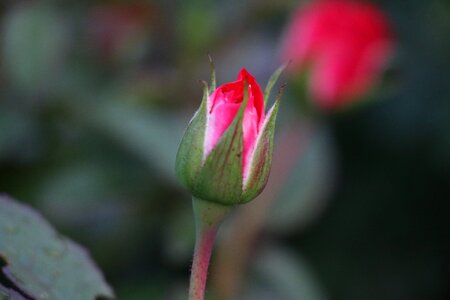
[189,197,232,300]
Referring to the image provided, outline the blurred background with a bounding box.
[0,0,449,299]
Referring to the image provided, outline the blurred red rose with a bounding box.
[281,0,394,110]
[88,3,155,62]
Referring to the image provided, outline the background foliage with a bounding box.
[0,0,449,299]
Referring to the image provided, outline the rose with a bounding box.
[176,63,285,300]
[281,0,394,109]
[176,65,285,205]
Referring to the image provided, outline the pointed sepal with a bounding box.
[208,54,216,94]
[264,63,287,105]
[241,85,285,202]
[175,82,209,191]
[193,81,249,205]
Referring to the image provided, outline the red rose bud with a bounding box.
[176,64,285,205]
[281,0,394,110]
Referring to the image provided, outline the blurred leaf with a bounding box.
[79,100,186,182]
[0,285,28,300]
[177,3,218,55]
[247,244,328,300]
[116,280,166,300]
[2,3,68,93]
[116,280,189,300]
[162,206,195,264]
[266,121,336,233]
[0,107,41,162]
[0,195,114,300]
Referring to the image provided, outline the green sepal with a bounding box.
[241,86,284,202]
[193,81,249,205]
[264,63,287,106]
[175,81,209,191]
[208,54,216,94]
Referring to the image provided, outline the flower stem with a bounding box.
[189,224,217,300]
[189,197,232,300]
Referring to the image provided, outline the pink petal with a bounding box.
[204,69,265,179]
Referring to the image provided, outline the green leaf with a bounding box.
[0,284,28,300]
[0,195,114,300]
[175,82,209,190]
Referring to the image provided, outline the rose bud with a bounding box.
[281,0,394,110]
[176,63,285,206]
